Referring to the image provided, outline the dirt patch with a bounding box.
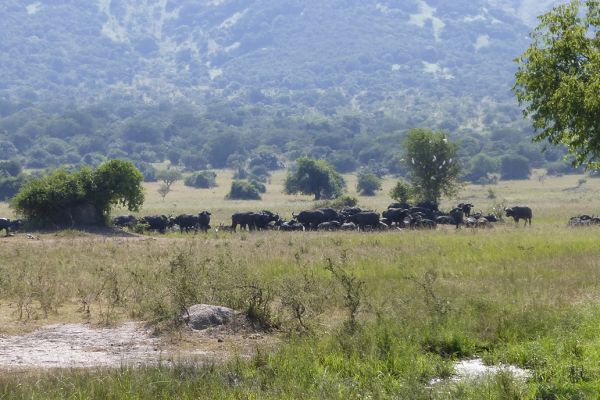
[0,318,275,370]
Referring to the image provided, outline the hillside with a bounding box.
[0,0,574,180]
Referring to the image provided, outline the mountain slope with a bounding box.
[1,0,564,110]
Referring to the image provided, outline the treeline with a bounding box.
[0,98,580,185]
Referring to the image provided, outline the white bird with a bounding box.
[411,158,415,164]
[433,155,437,162]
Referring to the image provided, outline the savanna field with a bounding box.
[2,171,600,398]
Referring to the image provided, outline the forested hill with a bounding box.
[2,1,561,111]
[0,0,576,181]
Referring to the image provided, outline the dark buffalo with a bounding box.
[435,215,455,225]
[449,207,465,228]
[505,206,533,226]
[174,214,200,233]
[141,215,173,233]
[293,210,327,229]
[317,221,341,231]
[198,211,211,232]
[0,218,21,236]
[231,210,279,231]
[457,203,475,217]
[280,221,305,231]
[347,212,380,230]
[483,214,500,223]
[112,215,137,228]
[416,200,439,212]
[388,202,411,210]
[382,208,409,226]
[408,207,437,220]
[341,222,357,231]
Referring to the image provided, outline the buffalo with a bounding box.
[198,211,211,232]
[317,221,341,231]
[346,212,380,230]
[457,203,474,217]
[0,218,22,236]
[140,215,173,233]
[231,210,279,231]
[505,206,533,226]
[382,208,409,227]
[112,215,137,229]
[174,214,201,233]
[388,202,411,210]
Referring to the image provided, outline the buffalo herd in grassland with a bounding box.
[107,203,535,234]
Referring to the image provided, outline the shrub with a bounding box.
[226,180,261,200]
[12,160,144,226]
[184,171,217,189]
[284,157,345,200]
[500,154,531,180]
[356,170,382,196]
[390,179,414,203]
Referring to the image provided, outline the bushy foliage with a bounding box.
[356,170,382,196]
[500,154,532,180]
[515,1,600,168]
[184,171,217,189]
[284,157,345,200]
[403,129,461,202]
[226,180,262,200]
[465,153,499,183]
[389,179,414,203]
[12,160,144,225]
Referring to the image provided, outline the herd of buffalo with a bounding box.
[104,202,535,234]
[7,203,600,235]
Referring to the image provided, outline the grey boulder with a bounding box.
[183,304,235,330]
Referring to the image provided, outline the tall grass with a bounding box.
[2,226,600,397]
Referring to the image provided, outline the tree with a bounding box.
[389,179,413,203]
[156,169,182,200]
[13,160,144,226]
[514,1,600,168]
[403,128,461,202]
[356,170,382,196]
[500,154,532,180]
[284,157,345,200]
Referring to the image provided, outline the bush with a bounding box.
[12,160,144,226]
[356,171,382,196]
[226,180,261,200]
[500,154,531,180]
[390,179,413,203]
[465,153,499,183]
[228,180,262,200]
[184,171,217,189]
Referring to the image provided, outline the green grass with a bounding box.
[2,172,600,398]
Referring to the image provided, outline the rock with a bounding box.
[183,304,235,330]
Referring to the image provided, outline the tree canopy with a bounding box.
[284,157,345,200]
[13,160,144,226]
[403,128,461,203]
[514,0,600,168]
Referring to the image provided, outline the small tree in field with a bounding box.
[13,159,144,226]
[356,170,382,196]
[403,128,461,203]
[284,157,345,200]
[389,179,413,203]
[156,168,182,200]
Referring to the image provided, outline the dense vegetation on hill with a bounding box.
[0,0,575,185]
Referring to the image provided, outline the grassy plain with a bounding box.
[1,171,600,398]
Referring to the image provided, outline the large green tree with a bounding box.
[284,157,345,200]
[13,160,144,226]
[514,0,600,167]
[403,128,461,202]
